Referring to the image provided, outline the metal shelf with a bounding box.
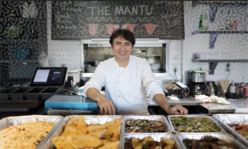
[192,31,248,35]
[0,59,39,64]
[192,1,248,7]
[192,59,248,62]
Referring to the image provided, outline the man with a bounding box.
[84,29,188,115]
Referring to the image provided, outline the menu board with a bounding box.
[52,1,184,39]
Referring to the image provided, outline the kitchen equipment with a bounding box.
[239,82,248,97]
[189,71,208,95]
[67,69,83,86]
[206,81,215,96]
[226,80,236,98]
[219,80,230,97]
[45,95,98,115]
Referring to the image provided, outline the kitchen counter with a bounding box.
[201,98,248,114]
[149,96,201,106]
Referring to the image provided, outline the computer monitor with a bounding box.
[30,67,67,86]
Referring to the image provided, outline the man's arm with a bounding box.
[86,88,115,115]
[152,94,188,115]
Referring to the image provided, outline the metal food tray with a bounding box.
[39,115,124,149]
[0,115,64,149]
[124,115,173,133]
[213,114,248,147]
[167,115,226,133]
[123,133,184,149]
[177,132,247,149]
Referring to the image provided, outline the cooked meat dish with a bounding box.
[125,119,166,133]
[183,136,238,149]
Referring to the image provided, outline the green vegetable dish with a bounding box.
[170,116,221,132]
[125,119,166,133]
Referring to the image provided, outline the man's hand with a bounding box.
[97,98,115,115]
[167,105,188,115]
[86,88,115,115]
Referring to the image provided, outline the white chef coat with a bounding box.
[83,55,164,115]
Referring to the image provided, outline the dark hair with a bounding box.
[109,29,135,46]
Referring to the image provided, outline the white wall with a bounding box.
[183,1,248,84]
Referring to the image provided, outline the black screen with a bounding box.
[30,67,67,86]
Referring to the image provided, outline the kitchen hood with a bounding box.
[81,38,170,47]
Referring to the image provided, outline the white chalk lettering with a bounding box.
[74,1,87,7]
[125,6,132,15]
[139,5,146,15]
[132,6,138,15]
[88,7,96,15]
[146,6,153,15]
[98,6,104,15]
[115,6,124,15]
[105,6,111,15]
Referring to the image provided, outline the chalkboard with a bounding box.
[52,1,184,39]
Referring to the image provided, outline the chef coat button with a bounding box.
[128,95,130,97]
[118,95,120,98]
[127,80,129,82]
[117,81,119,83]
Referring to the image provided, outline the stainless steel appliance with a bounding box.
[188,71,208,95]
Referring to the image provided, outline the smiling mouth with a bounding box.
[118,52,126,56]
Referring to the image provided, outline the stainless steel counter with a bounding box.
[149,97,201,106]
[201,98,248,114]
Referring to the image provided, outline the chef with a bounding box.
[83,29,188,115]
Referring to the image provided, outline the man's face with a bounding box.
[111,36,133,63]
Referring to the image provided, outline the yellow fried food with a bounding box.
[88,125,106,132]
[110,119,122,142]
[132,138,140,148]
[98,141,120,149]
[164,144,174,149]
[61,126,86,137]
[155,146,162,149]
[101,139,113,144]
[143,136,154,142]
[69,135,103,149]
[88,129,107,139]
[103,119,122,139]
[52,136,74,149]
[0,121,54,149]
[65,116,88,135]
[161,139,175,146]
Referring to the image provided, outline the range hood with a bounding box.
[81,38,170,47]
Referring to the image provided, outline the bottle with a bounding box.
[199,13,204,30]
[202,12,208,30]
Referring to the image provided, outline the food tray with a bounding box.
[123,133,184,149]
[0,115,64,149]
[213,114,248,147]
[167,115,226,133]
[124,115,173,133]
[39,115,124,149]
[177,132,247,149]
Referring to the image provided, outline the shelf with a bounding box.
[192,31,248,35]
[0,59,39,64]
[192,59,248,62]
[192,1,248,7]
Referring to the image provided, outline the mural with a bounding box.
[0,1,47,86]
